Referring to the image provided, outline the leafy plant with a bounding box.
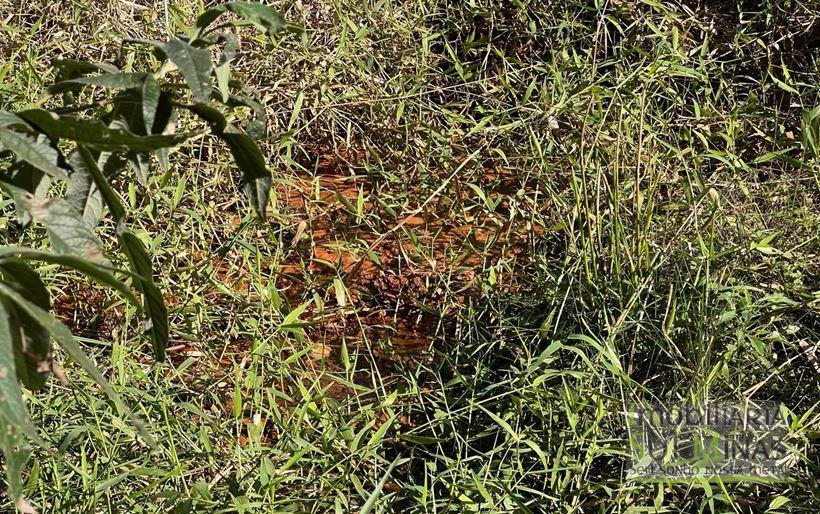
[0,3,285,509]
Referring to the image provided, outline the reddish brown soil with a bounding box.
[53,284,123,342]
[273,147,542,363]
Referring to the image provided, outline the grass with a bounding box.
[1,0,819,512]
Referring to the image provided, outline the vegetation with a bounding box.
[0,3,287,510]
[0,0,818,512]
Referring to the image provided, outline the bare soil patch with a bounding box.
[274,148,542,364]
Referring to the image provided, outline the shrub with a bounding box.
[0,3,285,510]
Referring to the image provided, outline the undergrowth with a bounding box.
[0,0,818,512]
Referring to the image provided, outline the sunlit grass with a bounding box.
[1,0,818,512]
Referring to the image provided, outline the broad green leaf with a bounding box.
[0,111,29,130]
[0,259,51,390]
[51,60,123,104]
[195,2,286,38]
[107,79,169,135]
[222,127,270,218]
[141,74,161,135]
[0,179,38,228]
[48,73,149,95]
[107,96,160,184]
[150,91,174,136]
[156,146,170,174]
[0,128,69,180]
[0,178,31,224]
[0,247,138,307]
[193,8,228,36]
[17,109,194,152]
[180,102,227,132]
[127,150,150,186]
[0,297,48,512]
[67,149,104,226]
[161,38,213,103]
[75,145,126,221]
[225,2,286,36]
[0,297,45,444]
[181,103,270,217]
[0,260,50,336]
[116,224,168,361]
[23,195,108,264]
[0,390,32,514]
[70,152,162,371]
[148,92,175,172]
[215,65,230,104]
[52,59,119,77]
[107,89,147,134]
[0,161,51,226]
[2,301,35,392]
[0,282,156,448]
[214,34,238,103]
[66,147,131,224]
